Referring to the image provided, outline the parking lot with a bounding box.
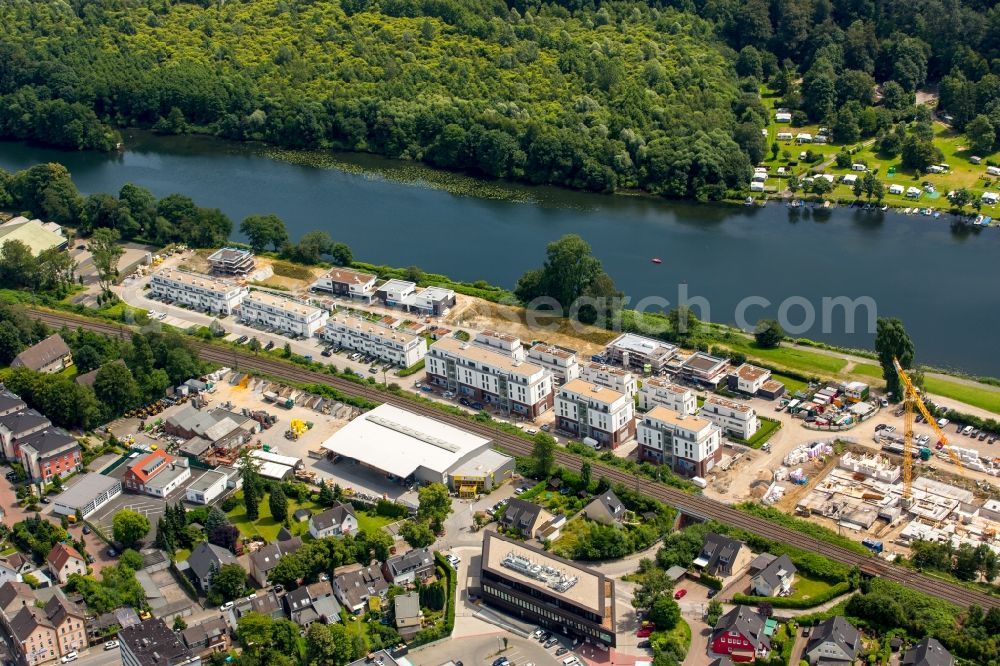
[88,489,168,543]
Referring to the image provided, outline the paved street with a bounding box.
[410,634,561,666]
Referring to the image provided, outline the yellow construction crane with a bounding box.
[894,357,965,500]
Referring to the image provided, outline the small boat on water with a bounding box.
[881,204,888,211]
[651,257,662,264]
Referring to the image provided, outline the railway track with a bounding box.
[29,309,1000,610]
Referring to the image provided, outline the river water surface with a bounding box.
[1,133,997,376]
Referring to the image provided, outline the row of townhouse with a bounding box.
[318,314,427,367]
[310,267,457,315]
[238,289,329,337]
[0,581,87,666]
[0,386,83,484]
[150,268,248,315]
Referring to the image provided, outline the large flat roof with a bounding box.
[644,406,713,433]
[52,473,120,509]
[321,404,492,479]
[153,268,241,296]
[606,333,677,357]
[482,532,611,618]
[244,290,325,318]
[560,379,625,405]
[431,336,544,380]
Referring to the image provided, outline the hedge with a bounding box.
[397,359,425,377]
[731,581,851,609]
[410,553,457,647]
[700,573,723,590]
[732,416,782,449]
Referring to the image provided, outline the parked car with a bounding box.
[980,432,989,440]
[421,386,433,393]
[514,487,528,495]
[236,335,248,344]
[707,589,717,599]
[321,349,333,357]
[637,640,651,649]
[61,652,78,663]
[543,638,559,648]
[220,601,234,611]
[492,658,509,666]
[264,341,274,351]
[540,424,550,432]
[103,641,119,651]
[636,627,653,638]
[555,647,568,656]
[82,525,91,534]
[459,397,471,406]
[540,631,552,643]
[674,588,687,599]
[40,497,50,504]
[532,628,544,639]
[443,391,455,398]
[369,367,379,374]
[471,401,484,410]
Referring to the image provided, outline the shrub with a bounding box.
[732,581,851,609]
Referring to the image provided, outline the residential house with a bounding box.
[7,606,58,666]
[383,548,435,586]
[180,615,230,657]
[119,617,200,666]
[603,333,678,373]
[239,290,329,337]
[311,267,378,302]
[694,534,750,579]
[710,605,770,662]
[679,352,730,388]
[411,286,456,316]
[185,542,238,592]
[750,554,796,597]
[579,362,637,398]
[318,314,427,368]
[394,591,422,639]
[284,586,320,628]
[0,553,31,585]
[308,503,358,539]
[333,564,389,614]
[17,428,82,484]
[0,388,27,419]
[638,378,695,414]
[232,589,284,622]
[582,491,626,526]
[149,268,248,315]
[0,580,36,618]
[305,580,342,624]
[700,395,760,440]
[43,595,86,660]
[499,499,553,539]
[248,533,303,588]
[0,408,50,461]
[555,379,635,448]
[636,406,722,477]
[46,543,85,585]
[207,247,255,276]
[527,343,580,384]
[727,364,772,396]
[805,616,861,666]
[902,637,954,666]
[11,335,72,374]
[425,336,553,418]
[3,590,85,666]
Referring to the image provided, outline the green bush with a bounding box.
[397,359,425,377]
[700,573,723,590]
[732,581,851,609]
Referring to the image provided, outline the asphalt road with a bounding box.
[409,633,563,666]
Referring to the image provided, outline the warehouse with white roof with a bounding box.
[321,404,514,491]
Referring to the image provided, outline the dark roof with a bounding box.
[714,605,769,650]
[180,615,228,648]
[334,564,388,609]
[18,428,78,457]
[8,606,50,641]
[0,581,34,612]
[44,594,84,626]
[586,491,626,522]
[119,617,196,665]
[249,537,303,574]
[186,542,238,581]
[709,658,736,666]
[0,388,26,416]
[0,408,49,436]
[11,334,71,371]
[285,586,313,613]
[698,533,744,576]
[902,637,954,666]
[500,498,545,532]
[385,547,434,578]
[754,554,797,591]
[310,502,356,531]
[807,616,860,660]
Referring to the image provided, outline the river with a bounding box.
[1,133,997,376]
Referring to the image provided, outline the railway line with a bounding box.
[28,309,1000,610]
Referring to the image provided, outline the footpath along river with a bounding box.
[2,132,998,375]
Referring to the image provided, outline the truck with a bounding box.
[862,538,884,554]
[690,476,708,489]
[590,354,605,363]
[582,436,601,450]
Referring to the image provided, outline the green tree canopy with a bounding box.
[875,317,915,401]
[112,509,150,548]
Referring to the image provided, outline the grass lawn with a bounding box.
[226,491,395,541]
[735,417,782,449]
[851,363,884,379]
[667,618,691,653]
[0,546,17,556]
[721,338,848,376]
[551,518,587,558]
[788,573,838,602]
[923,376,1000,415]
[356,511,395,533]
[772,373,808,395]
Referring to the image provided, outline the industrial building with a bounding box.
[320,404,513,490]
[478,532,616,647]
[52,473,122,518]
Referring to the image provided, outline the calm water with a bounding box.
[2,133,997,375]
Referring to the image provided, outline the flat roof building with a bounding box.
[637,406,722,477]
[527,343,579,384]
[0,217,67,256]
[701,395,760,440]
[52,473,122,518]
[319,314,427,368]
[555,379,635,449]
[679,352,730,388]
[150,268,248,315]
[479,531,616,647]
[321,404,509,488]
[639,377,696,414]
[239,290,329,337]
[579,362,637,398]
[603,333,678,373]
[119,617,200,666]
[206,247,255,276]
[311,267,378,302]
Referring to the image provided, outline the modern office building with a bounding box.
[555,379,635,448]
[149,268,248,315]
[239,290,329,337]
[478,532,616,647]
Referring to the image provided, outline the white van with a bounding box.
[563,657,580,666]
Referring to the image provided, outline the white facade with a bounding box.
[149,268,248,315]
[639,377,696,414]
[426,337,553,418]
[185,470,227,505]
[474,330,525,360]
[733,363,771,395]
[143,464,192,498]
[580,362,637,398]
[379,279,417,304]
[239,290,329,337]
[311,267,378,301]
[412,286,455,314]
[527,343,579,384]
[701,395,760,440]
[637,406,721,476]
[319,315,427,367]
[555,379,635,447]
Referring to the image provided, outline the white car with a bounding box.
[104,641,120,651]
[445,554,460,567]
[220,601,234,611]
[61,653,78,664]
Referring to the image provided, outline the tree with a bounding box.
[900,134,943,172]
[580,461,592,489]
[112,509,151,548]
[706,598,724,625]
[318,482,335,507]
[530,432,556,478]
[237,612,274,659]
[237,449,263,521]
[210,563,247,602]
[417,483,452,533]
[240,214,288,253]
[89,228,124,294]
[173,615,187,631]
[330,242,353,266]
[852,177,864,199]
[269,486,288,524]
[399,520,436,548]
[119,549,143,571]
[93,362,141,416]
[0,240,38,290]
[306,622,356,666]
[649,596,681,630]
[875,317,915,401]
[754,319,784,348]
[966,114,996,155]
[631,568,672,610]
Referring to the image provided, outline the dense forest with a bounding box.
[2,1,1000,200]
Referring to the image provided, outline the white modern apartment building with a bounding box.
[425,337,553,418]
[603,333,678,373]
[473,330,525,360]
[580,362,637,398]
[639,377,696,414]
[527,343,579,384]
[311,267,378,302]
[149,268,248,315]
[239,290,329,337]
[637,406,721,477]
[701,395,760,440]
[555,379,635,449]
[319,315,428,367]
